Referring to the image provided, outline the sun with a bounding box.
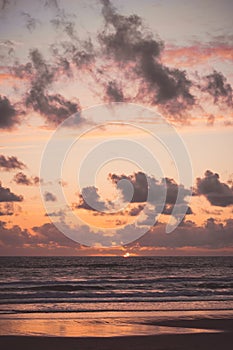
[123,252,130,258]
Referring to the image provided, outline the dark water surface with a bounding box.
[1,256,233,314]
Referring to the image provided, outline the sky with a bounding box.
[0,0,233,256]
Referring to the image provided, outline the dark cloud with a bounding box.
[105,80,125,102]
[13,172,40,186]
[13,61,33,79]
[44,191,57,202]
[0,155,25,171]
[161,177,191,205]
[99,0,195,119]
[25,49,81,126]
[0,203,13,216]
[75,186,108,212]
[26,90,80,126]
[50,6,95,69]
[32,223,77,247]
[45,209,66,221]
[71,41,95,68]
[128,204,144,216]
[129,218,233,250]
[0,181,23,202]
[196,170,233,207]
[202,70,233,107]
[0,221,79,252]
[0,95,20,130]
[0,221,30,248]
[109,172,148,203]
[108,172,192,226]
[109,172,190,205]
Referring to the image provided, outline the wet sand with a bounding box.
[1,318,233,350]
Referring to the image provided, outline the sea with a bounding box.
[1,256,233,336]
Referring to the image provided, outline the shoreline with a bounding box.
[1,310,233,337]
[1,331,233,350]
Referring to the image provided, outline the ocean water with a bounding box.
[1,256,233,315]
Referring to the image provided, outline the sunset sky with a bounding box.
[0,0,233,255]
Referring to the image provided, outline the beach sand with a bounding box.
[1,318,233,350]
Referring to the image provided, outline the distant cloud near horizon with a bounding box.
[128,218,233,250]
[1,217,233,255]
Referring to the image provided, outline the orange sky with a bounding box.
[0,0,233,255]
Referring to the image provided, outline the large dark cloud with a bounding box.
[98,0,195,119]
[0,95,20,130]
[75,172,192,228]
[0,155,25,171]
[109,172,190,206]
[0,181,23,202]
[202,70,233,108]
[13,172,39,186]
[196,170,233,207]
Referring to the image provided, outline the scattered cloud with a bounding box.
[201,70,233,108]
[0,95,20,130]
[0,181,23,202]
[0,202,13,216]
[44,191,57,202]
[13,172,40,186]
[0,155,26,171]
